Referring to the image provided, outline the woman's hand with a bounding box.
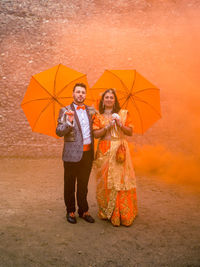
[111,112,132,136]
[108,119,115,128]
[114,117,122,128]
[112,113,122,127]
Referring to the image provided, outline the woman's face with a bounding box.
[103,91,115,109]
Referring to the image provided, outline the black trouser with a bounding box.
[63,150,93,216]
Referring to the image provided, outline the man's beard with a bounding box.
[75,97,84,104]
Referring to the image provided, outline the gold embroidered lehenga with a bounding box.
[93,109,138,226]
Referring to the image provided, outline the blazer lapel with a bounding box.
[70,103,83,140]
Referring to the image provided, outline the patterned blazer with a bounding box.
[56,103,95,162]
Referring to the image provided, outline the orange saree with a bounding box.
[93,110,138,226]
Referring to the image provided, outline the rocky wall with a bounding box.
[1,0,199,157]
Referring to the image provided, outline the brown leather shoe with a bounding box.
[66,212,77,224]
[80,212,95,223]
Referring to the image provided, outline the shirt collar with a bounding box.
[73,102,86,109]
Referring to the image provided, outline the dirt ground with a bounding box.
[0,158,200,267]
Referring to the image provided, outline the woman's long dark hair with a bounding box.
[99,88,121,114]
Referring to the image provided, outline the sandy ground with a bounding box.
[0,158,200,267]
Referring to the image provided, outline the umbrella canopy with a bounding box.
[21,64,92,138]
[91,69,161,134]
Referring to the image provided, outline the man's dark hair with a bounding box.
[99,88,121,114]
[73,83,87,92]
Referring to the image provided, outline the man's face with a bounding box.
[73,86,86,105]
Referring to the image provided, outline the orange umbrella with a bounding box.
[91,69,161,134]
[21,64,93,138]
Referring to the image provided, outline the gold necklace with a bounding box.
[104,109,112,115]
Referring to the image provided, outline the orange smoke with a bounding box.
[133,144,200,192]
[132,84,200,192]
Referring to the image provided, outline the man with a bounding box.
[56,83,95,224]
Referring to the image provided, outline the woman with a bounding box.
[93,88,137,226]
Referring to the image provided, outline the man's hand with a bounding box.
[65,110,74,123]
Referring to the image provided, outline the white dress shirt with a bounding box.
[73,103,91,145]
